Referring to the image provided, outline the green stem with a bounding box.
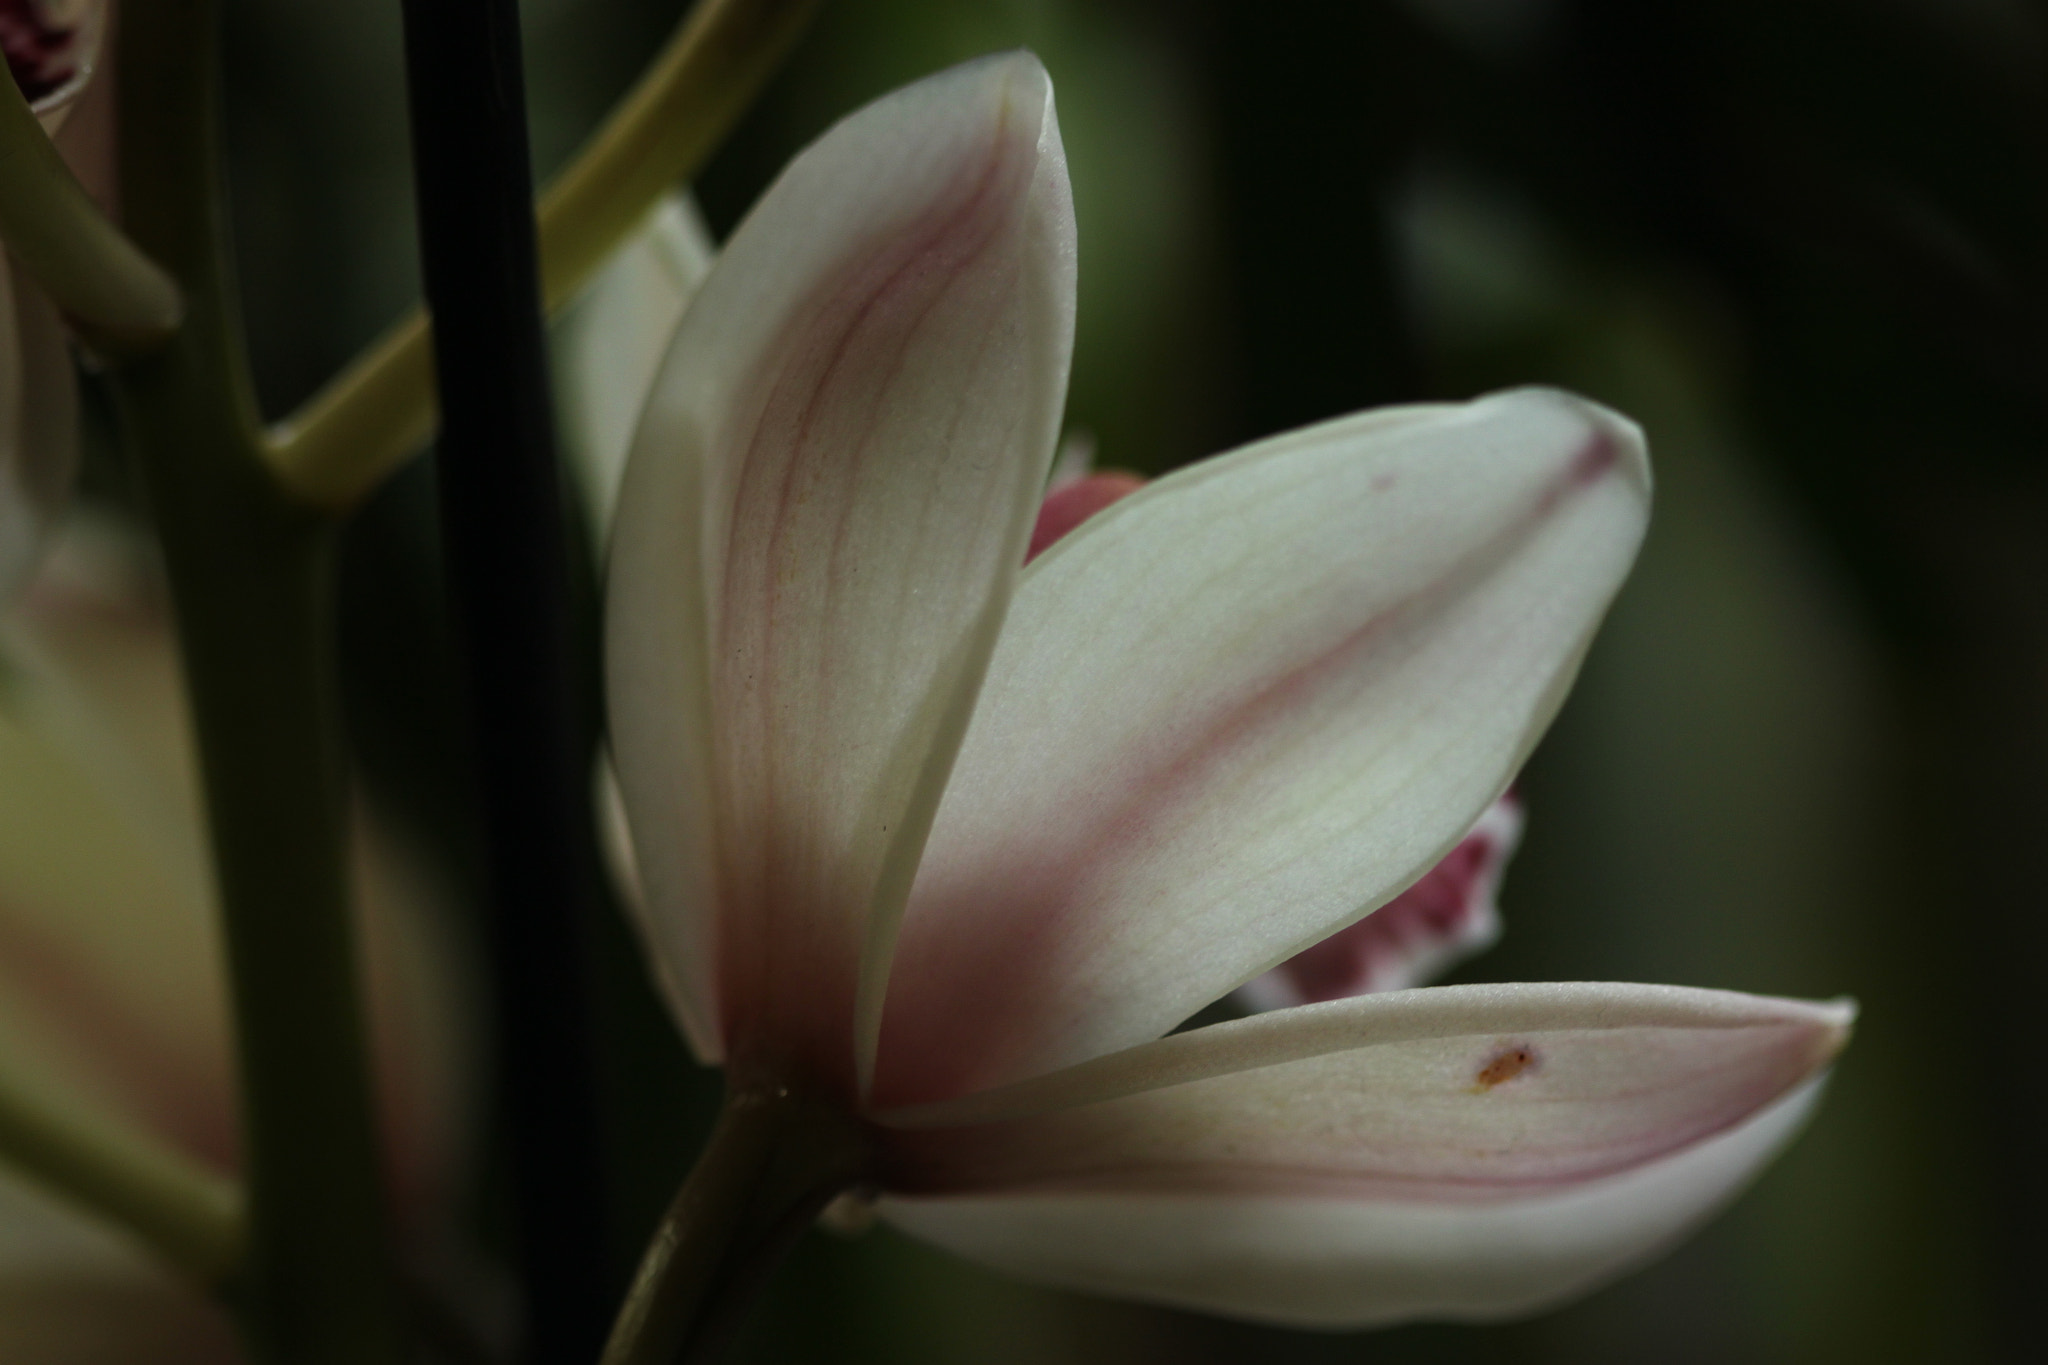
[0,56,181,345]
[0,1058,242,1285]
[109,5,406,1362]
[264,0,821,510]
[602,1087,871,1365]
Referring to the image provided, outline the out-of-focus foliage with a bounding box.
[197,0,2041,1360]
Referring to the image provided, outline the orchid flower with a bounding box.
[0,0,107,599]
[0,516,469,1360]
[602,52,1852,1328]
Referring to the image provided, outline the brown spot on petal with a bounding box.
[1471,1041,1539,1091]
[2,0,78,104]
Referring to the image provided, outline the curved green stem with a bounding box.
[602,1086,870,1365]
[110,5,407,1362]
[0,1059,242,1285]
[0,61,181,345]
[266,0,821,510]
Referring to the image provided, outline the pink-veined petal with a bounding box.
[1238,793,1521,1011]
[875,389,1649,1104]
[878,1077,1825,1328]
[605,53,1076,1091]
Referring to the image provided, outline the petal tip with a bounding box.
[1483,385,1652,502]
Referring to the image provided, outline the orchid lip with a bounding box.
[4,0,102,119]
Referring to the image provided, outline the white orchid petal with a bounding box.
[1238,794,1521,1011]
[555,192,716,550]
[563,193,725,1064]
[878,1077,1824,1329]
[877,389,1649,1103]
[593,751,723,1065]
[605,53,1076,1088]
[876,981,1850,1139]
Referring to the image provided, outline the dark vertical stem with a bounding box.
[395,0,611,1359]
[113,3,406,1361]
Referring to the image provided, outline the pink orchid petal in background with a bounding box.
[1026,470,1146,563]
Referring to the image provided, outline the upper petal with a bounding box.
[604,54,1076,1091]
[875,389,1649,1103]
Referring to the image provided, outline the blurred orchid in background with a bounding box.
[598,51,1852,1330]
[0,0,102,599]
[0,515,472,1362]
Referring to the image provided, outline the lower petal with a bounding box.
[880,1077,1821,1328]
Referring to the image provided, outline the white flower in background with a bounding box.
[0,517,470,1360]
[601,51,1852,1328]
[555,193,716,551]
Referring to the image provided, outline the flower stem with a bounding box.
[0,50,181,346]
[110,4,407,1362]
[266,0,821,510]
[0,1057,243,1285]
[602,1087,871,1365]
[395,0,610,1355]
